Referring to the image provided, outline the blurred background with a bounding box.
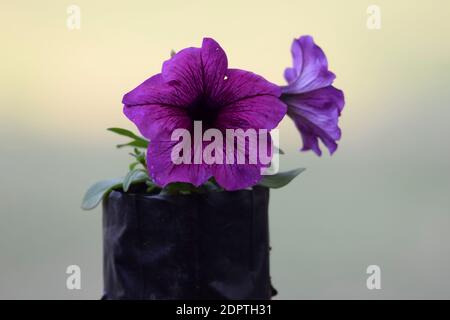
[1,0,449,299]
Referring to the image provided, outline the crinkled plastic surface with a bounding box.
[102,186,273,300]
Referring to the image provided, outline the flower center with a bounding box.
[187,96,219,129]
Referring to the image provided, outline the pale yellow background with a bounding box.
[1,0,449,299]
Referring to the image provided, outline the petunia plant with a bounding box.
[82,36,344,210]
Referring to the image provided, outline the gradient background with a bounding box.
[1,0,449,299]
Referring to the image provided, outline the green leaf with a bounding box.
[107,127,149,149]
[257,168,306,189]
[161,182,197,195]
[107,127,142,139]
[145,179,159,193]
[202,177,223,192]
[81,178,123,210]
[129,149,146,166]
[129,161,140,171]
[117,140,148,149]
[123,169,149,192]
[145,181,158,193]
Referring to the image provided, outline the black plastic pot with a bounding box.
[101,186,274,300]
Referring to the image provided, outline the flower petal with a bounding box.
[122,74,193,140]
[210,131,273,190]
[200,38,228,97]
[216,95,286,130]
[161,47,203,103]
[147,140,212,187]
[212,163,263,191]
[283,86,345,155]
[123,104,191,140]
[284,67,297,83]
[214,69,286,130]
[282,36,336,94]
[122,74,191,107]
[161,38,228,103]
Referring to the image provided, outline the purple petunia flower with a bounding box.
[122,38,287,190]
[281,36,345,156]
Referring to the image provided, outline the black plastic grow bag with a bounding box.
[102,186,273,300]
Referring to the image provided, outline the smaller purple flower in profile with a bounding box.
[281,36,345,156]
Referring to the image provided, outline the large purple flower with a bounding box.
[281,36,345,155]
[123,38,286,190]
